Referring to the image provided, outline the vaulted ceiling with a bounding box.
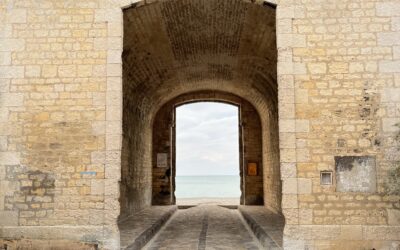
[123,0,277,117]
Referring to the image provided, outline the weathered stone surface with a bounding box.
[335,156,377,193]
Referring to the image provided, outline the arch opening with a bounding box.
[174,102,241,204]
[120,0,280,221]
[152,93,265,206]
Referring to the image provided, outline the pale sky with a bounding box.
[176,102,239,176]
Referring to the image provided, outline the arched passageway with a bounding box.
[152,91,264,206]
[120,0,279,228]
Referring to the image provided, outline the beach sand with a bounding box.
[176,197,239,206]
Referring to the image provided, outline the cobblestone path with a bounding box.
[144,205,262,250]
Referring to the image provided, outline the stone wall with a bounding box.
[275,0,400,248]
[1,0,400,249]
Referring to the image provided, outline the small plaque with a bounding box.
[157,153,168,168]
[247,163,257,176]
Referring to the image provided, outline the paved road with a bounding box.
[144,205,262,250]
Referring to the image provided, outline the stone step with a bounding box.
[239,206,284,250]
[119,206,177,250]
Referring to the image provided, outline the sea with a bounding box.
[175,175,241,198]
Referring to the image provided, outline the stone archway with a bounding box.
[152,91,265,206]
[120,0,280,221]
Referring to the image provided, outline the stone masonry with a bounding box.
[0,0,400,249]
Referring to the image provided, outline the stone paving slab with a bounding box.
[144,205,262,250]
[119,206,177,250]
[238,206,284,249]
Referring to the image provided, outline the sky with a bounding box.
[176,102,239,176]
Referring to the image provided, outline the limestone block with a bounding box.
[107,37,122,51]
[277,6,295,19]
[278,103,295,118]
[0,194,4,210]
[280,148,296,163]
[297,178,312,194]
[0,93,24,107]
[0,79,9,92]
[0,152,20,165]
[0,211,18,226]
[91,151,106,164]
[363,226,400,240]
[376,2,400,16]
[277,19,292,34]
[107,77,122,91]
[278,87,294,103]
[94,9,108,22]
[0,25,12,38]
[328,62,348,74]
[25,65,41,78]
[278,47,293,63]
[295,89,308,104]
[378,32,400,46]
[0,39,25,51]
[107,50,122,64]
[0,66,24,78]
[387,209,400,225]
[282,194,298,209]
[308,62,326,74]
[106,91,122,107]
[279,119,295,133]
[339,225,363,240]
[394,46,400,59]
[392,17,400,31]
[0,136,7,151]
[91,179,105,195]
[277,34,306,48]
[279,132,295,149]
[299,209,313,224]
[106,150,121,165]
[105,179,119,196]
[293,63,306,75]
[0,108,8,122]
[58,65,76,78]
[42,65,57,78]
[77,65,92,77]
[283,209,299,225]
[382,88,400,103]
[105,8,122,23]
[282,178,298,194]
[349,62,364,73]
[379,60,400,73]
[107,63,122,77]
[0,52,11,65]
[93,65,107,77]
[281,163,296,178]
[108,22,122,37]
[7,9,27,23]
[106,121,122,135]
[296,148,309,163]
[382,118,400,132]
[106,134,122,151]
[296,119,309,133]
[94,38,108,50]
[283,237,305,250]
[278,75,294,89]
[92,92,106,106]
[278,62,294,75]
[106,105,122,121]
[92,121,106,135]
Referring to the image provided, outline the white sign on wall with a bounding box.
[157,153,168,168]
